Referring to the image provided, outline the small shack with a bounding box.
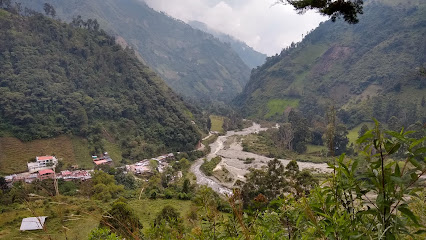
[20,216,47,231]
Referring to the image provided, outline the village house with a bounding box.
[58,170,91,181]
[27,156,58,173]
[92,152,113,166]
[126,160,151,174]
[37,169,55,180]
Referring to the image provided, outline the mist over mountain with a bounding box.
[188,20,267,69]
[19,0,251,102]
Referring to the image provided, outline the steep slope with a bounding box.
[0,8,200,165]
[188,20,267,69]
[19,0,251,102]
[235,0,426,125]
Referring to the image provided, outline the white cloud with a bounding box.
[143,0,327,55]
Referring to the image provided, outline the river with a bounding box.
[190,122,332,195]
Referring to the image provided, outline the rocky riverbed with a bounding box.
[190,122,332,195]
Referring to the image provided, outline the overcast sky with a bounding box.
[143,0,327,56]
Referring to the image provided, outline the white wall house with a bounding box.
[27,156,58,173]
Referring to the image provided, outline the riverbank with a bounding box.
[191,122,332,195]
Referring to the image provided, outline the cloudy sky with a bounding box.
[143,0,327,56]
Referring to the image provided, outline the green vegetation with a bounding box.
[236,1,426,128]
[200,156,222,176]
[242,132,332,164]
[128,199,194,229]
[347,122,375,144]
[0,196,105,240]
[0,135,87,174]
[0,7,200,163]
[209,115,224,133]
[264,98,299,119]
[0,122,424,239]
[19,0,251,102]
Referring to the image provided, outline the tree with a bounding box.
[281,0,364,24]
[43,3,56,18]
[182,178,190,193]
[333,124,349,155]
[155,205,182,227]
[100,199,142,240]
[358,124,369,138]
[288,109,310,153]
[91,171,124,201]
[277,123,294,150]
[207,117,212,131]
[0,177,7,192]
[242,159,288,206]
[387,116,401,132]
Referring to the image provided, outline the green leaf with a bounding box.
[414,147,426,155]
[388,143,400,155]
[409,136,426,150]
[390,176,405,184]
[394,162,401,177]
[356,131,374,144]
[399,207,420,226]
[408,157,422,170]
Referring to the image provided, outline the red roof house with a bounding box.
[38,169,55,180]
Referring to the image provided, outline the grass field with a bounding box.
[0,135,89,175]
[265,98,300,119]
[242,134,331,164]
[128,199,195,229]
[0,197,105,240]
[306,144,327,154]
[0,135,125,175]
[347,122,375,145]
[209,115,224,133]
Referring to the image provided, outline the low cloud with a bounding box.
[143,0,326,55]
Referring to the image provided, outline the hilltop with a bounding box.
[188,20,267,69]
[19,0,251,102]
[0,7,201,173]
[234,0,425,127]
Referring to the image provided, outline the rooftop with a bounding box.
[38,169,55,175]
[37,156,54,161]
[20,216,47,231]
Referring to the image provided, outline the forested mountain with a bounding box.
[18,0,251,102]
[188,20,267,69]
[0,7,200,159]
[235,0,426,128]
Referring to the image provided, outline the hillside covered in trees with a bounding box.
[235,0,426,128]
[18,0,251,102]
[0,6,201,160]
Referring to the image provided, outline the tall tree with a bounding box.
[43,3,55,18]
[277,123,294,150]
[288,109,310,153]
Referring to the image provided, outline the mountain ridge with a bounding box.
[18,0,251,102]
[0,7,201,166]
[188,20,267,69]
[234,0,426,126]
